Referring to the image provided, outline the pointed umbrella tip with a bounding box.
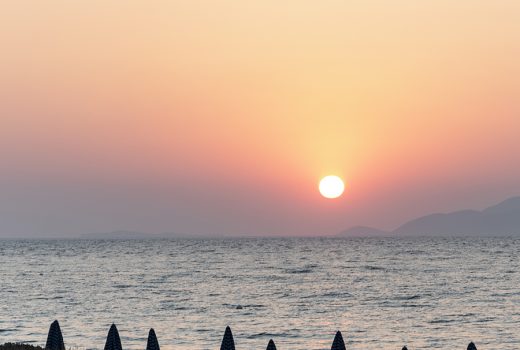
[220,326,235,350]
[104,323,122,350]
[467,342,477,350]
[45,320,65,350]
[331,331,346,350]
[402,346,408,350]
[266,339,276,350]
[146,328,160,350]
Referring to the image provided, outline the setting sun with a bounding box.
[319,176,345,199]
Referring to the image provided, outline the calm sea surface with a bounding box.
[1,238,519,350]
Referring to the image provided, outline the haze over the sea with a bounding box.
[1,1,519,238]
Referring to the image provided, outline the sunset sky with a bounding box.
[1,1,519,237]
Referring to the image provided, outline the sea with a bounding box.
[0,238,519,350]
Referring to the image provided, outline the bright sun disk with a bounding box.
[319,176,345,199]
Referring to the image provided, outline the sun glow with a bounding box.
[319,176,345,199]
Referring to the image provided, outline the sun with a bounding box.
[319,175,345,199]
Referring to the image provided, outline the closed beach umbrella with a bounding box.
[45,320,65,350]
[104,324,123,350]
[266,339,276,350]
[331,331,346,350]
[146,329,160,350]
[467,342,477,350]
[220,326,235,350]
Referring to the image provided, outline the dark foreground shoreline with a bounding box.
[0,344,44,350]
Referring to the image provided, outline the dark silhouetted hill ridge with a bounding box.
[339,196,520,237]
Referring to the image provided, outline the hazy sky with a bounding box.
[1,1,519,237]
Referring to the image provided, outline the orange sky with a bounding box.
[1,1,519,236]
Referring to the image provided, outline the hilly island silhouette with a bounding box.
[340,196,520,237]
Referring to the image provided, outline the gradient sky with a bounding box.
[1,1,519,237]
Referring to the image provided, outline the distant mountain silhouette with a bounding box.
[339,196,520,237]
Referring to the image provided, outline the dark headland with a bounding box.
[339,196,520,237]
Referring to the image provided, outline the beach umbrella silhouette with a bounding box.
[220,326,235,350]
[146,329,160,350]
[45,320,65,350]
[266,339,276,350]
[104,324,123,350]
[402,347,408,350]
[331,331,346,350]
[467,342,477,350]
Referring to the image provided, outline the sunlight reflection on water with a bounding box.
[0,238,519,350]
